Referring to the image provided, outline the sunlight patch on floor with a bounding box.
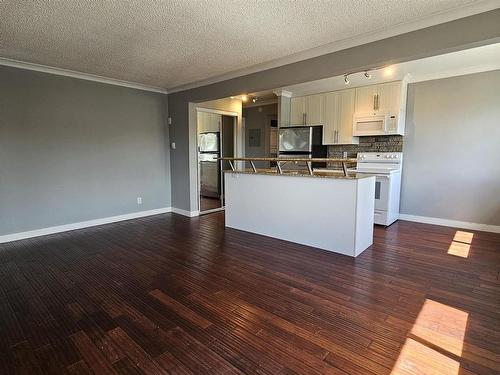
[391,299,468,374]
[447,230,474,258]
[391,338,460,374]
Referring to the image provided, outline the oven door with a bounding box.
[374,175,390,210]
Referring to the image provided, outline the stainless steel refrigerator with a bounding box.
[278,126,327,168]
[198,132,220,199]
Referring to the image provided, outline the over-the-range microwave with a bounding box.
[353,112,399,136]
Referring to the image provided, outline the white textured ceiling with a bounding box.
[0,0,493,90]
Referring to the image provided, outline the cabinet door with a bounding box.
[305,94,324,125]
[377,81,401,113]
[354,85,377,113]
[290,97,306,126]
[197,111,206,133]
[322,92,339,144]
[203,113,220,132]
[337,89,357,144]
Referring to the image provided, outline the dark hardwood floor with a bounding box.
[0,212,499,375]
[199,196,222,212]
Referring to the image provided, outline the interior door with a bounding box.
[220,115,235,206]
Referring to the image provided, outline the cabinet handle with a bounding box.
[376,94,380,110]
[373,95,376,111]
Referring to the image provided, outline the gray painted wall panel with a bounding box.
[168,9,500,211]
[401,70,500,225]
[0,66,170,235]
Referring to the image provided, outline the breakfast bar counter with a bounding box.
[222,160,376,257]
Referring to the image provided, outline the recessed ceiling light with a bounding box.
[383,66,394,77]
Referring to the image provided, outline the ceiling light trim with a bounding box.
[167,0,500,94]
[0,57,168,94]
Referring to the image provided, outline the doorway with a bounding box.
[197,110,236,214]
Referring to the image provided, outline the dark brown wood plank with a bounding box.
[0,212,498,375]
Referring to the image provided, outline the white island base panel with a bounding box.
[224,172,375,257]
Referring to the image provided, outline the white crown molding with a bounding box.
[0,207,172,243]
[399,214,500,234]
[167,1,500,94]
[171,207,200,217]
[0,57,168,94]
[273,90,292,98]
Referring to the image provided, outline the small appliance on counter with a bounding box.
[278,126,327,169]
[352,152,403,226]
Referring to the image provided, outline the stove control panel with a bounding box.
[357,152,403,163]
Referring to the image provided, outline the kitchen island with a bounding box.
[223,164,376,257]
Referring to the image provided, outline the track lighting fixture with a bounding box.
[344,75,349,85]
[364,71,371,79]
[252,97,258,103]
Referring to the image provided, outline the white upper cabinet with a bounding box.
[377,81,402,113]
[354,81,403,114]
[305,94,324,125]
[290,94,324,126]
[353,80,407,135]
[337,89,356,144]
[354,85,378,114]
[323,88,357,145]
[287,80,407,140]
[290,97,306,126]
[198,111,221,133]
[323,92,340,144]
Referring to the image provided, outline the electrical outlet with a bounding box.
[137,197,142,205]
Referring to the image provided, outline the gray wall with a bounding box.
[168,9,500,211]
[243,103,277,164]
[401,70,500,225]
[0,65,170,235]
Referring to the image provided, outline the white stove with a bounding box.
[354,152,403,226]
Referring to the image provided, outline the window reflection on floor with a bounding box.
[447,230,474,258]
[391,299,468,375]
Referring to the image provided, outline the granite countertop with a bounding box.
[219,157,357,163]
[224,169,374,180]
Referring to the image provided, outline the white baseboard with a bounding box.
[171,207,200,217]
[399,214,500,234]
[0,207,172,244]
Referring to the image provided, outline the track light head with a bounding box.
[364,71,371,79]
[344,75,349,85]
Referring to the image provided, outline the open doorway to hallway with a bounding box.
[197,110,236,214]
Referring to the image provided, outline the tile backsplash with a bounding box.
[328,135,403,158]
